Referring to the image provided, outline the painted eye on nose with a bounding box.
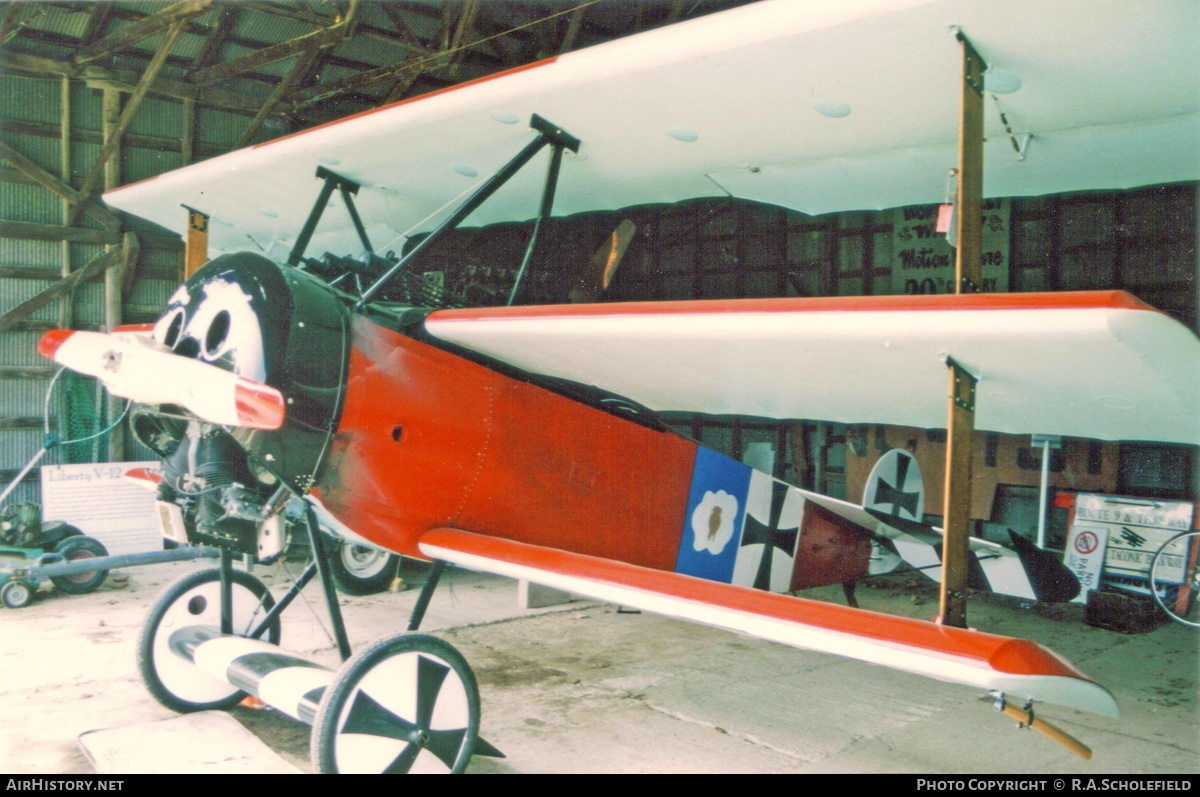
[204,310,231,358]
[161,309,185,348]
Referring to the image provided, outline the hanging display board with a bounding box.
[891,199,1010,294]
[1073,493,1194,581]
[41,462,161,556]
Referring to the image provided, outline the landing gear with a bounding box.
[135,504,500,773]
[137,566,280,713]
[312,633,480,774]
[328,539,399,596]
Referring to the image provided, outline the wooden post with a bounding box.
[102,88,125,461]
[181,98,195,165]
[59,76,72,330]
[938,31,986,629]
[954,30,985,295]
[940,358,977,628]
[184,205,209,278]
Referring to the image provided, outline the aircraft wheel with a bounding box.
[312,633,480,774]
[1,580,33,609]
[1150,530,1200,628]
[50,535,109,594]
[137,567,280,713]
[327,538,399,595]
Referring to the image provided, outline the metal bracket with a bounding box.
[357,114,580,308]
[288,166,367,267]
[946,356,978,413]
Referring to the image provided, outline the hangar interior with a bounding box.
[0,0,1197,776]
[2,0,1195,523]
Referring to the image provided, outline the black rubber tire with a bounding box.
[1,580,33,609]
[312,633,480,774]
[137,567,280,713]
[50,536,109,595]
[328,539,400,596]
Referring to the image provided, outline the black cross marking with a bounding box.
[340,655,468,773]
[873,454,920,517]
[740,480,799,591]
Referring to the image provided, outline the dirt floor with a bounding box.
[1,555,1197,774]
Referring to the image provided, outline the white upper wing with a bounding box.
[103,0,1199,259]
[424,291,1200,446]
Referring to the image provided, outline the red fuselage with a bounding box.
[314,315,699,570]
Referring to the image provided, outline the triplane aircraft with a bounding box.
[35,0,1200,774]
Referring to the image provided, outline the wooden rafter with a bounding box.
[377,2,427,51]
[188,0,358,86]
[293,49,450,110]
[72,0,212,66]
[241,1,331,27]
[0,141,117,229]
[0,48,262,116]
[306,3,590,111]
[93,3,384,78]
[232,50,319,149]
[559,6,586,54]
[0,240,130,335]
[2,118,221,161]
[0,221,119,246]
[447,0,480,74]
[381,65,424,106]
[0,2,24,45]
[79,2,114,47]
[194,4,238,70]
[0,141,84,206]
[72,20,188,222]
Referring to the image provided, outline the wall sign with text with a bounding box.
[891,198,1009,294]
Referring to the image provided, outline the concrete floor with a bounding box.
[1,556,1197,774]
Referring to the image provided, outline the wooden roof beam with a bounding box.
[194,3,237,69]
[559,6,586,54]
[0,141,117,230]
[0,240,129,334]
[232,50,318,150]
[74,21,188,218]
[0,2,24,45]
[376,2,427,52]
[72,0,212,66]
[292,49,449,110]
[79,2,114,47]
[240,1,331,28]
[189,0,358,86]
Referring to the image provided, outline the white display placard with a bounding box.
[1073,493,1194,581]
[1064,525,1109,604]
[41,462,162,556]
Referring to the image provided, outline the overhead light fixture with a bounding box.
[451,165,479,177]
[985,68,1022,94]
[316,156,341,166]
[814,99,851,118]
[490,112,519,125]
[668,126,699,142]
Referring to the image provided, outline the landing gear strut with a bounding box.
[135,507,501,774]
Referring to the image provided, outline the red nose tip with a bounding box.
[38,329,75,361]
[234,378,286,430]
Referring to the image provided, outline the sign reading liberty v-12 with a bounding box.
[892,198,1009,294]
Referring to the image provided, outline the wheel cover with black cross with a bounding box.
[137,567,280,713]
[313,632,479,774]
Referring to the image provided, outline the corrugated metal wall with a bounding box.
[0,69,271,507]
